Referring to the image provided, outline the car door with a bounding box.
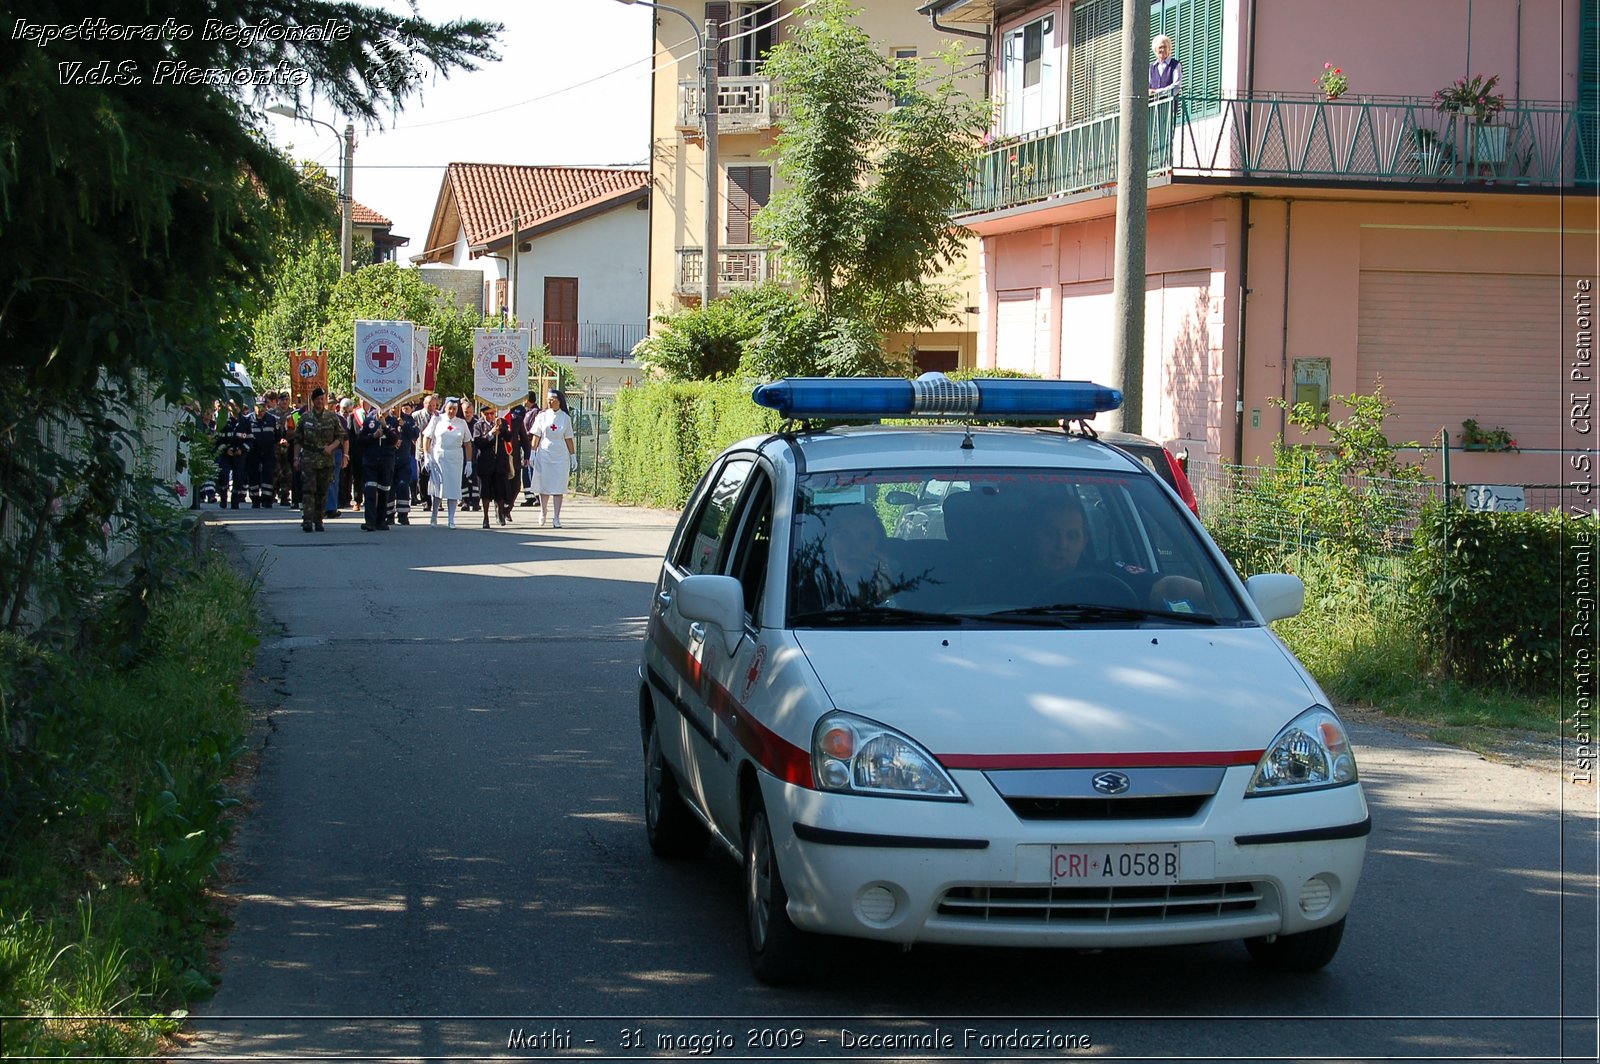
[653,454,754,815]
[696,463,775,833]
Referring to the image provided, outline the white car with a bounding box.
[639,376,1368,983]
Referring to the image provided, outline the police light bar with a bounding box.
[751,374,1123,420]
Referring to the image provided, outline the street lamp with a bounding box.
[267,104,356,276]
[617,0,719,305]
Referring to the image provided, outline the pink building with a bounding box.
[924,0,1596,490]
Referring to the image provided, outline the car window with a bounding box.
[675,456,753,575]
[726,468,774,621]
[787,467,1245,626]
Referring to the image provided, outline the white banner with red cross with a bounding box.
[353,319,415,409]
[473,328,531,410]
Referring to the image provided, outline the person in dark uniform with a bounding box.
[356,406,398,532]
[215,399,250,509]
[272,392,295,506]
[294,388,344,533]
[472,405,520,527]
[389,404,418,525]
[245,396,278,507]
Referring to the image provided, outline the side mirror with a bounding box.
[1246,573,1305,623]
[676,574,746,655]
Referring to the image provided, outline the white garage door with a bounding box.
[995,291,1040,375]
[1357,271,1560,450]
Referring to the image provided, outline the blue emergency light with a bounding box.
[752,374,1122,420]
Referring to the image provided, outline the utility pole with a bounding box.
[341,122,356,276]
[510,211,520,328]
[1110,0,1149,434]
[702,16,720,305]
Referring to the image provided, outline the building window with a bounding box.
[891,47,918,107]
[725,165,771,245]
[708,2,777,78]
[1067,0,1222,123]
[1002,13,1058,136]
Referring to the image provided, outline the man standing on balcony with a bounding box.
[1150,34,1180,95]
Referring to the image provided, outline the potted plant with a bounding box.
[1434,73,1508,165]
[1411,128,1453,174]
[1316,62,1348,100]
[1460,418,1518,452]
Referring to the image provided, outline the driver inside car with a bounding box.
[1029,495,1206,613]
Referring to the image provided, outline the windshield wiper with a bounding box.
[790,605,962,627]
[984,603,1221,625]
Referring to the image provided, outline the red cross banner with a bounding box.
[353,319,415,409]
[473,328,531,410]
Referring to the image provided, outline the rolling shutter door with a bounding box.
[996,292,1040,374]
[1356,271,1559,450]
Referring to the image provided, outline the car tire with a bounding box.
[1244,917,1346,972]
[644,718,708,859]
[743,798,811,985]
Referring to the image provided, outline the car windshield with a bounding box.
[786,467,1246,627]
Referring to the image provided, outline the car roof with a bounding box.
[751,424,1147,476]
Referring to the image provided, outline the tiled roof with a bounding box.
[419,164,649,262]
[351,201,392,227]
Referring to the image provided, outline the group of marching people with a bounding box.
[202,387,577,533]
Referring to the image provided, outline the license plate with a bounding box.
[1051,844,1181,885]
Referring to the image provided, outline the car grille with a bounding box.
[937,881,1263,924]
[1003,795,1209,820]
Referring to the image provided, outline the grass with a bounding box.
[1266,546,1562,739]
[0,556,257,1057]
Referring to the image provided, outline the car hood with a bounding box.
[792,626,1317,761]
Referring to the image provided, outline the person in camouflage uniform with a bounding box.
[272,393,295,505]
[295,388,345,533]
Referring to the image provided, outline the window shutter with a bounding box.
[726,165,770,244]
[707,2,731,77]
[1068,0,1220,123]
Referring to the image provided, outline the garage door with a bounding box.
[1357,271,1560,450]
[995,291,1040,375]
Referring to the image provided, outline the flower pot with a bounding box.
[1462,442,1488,451]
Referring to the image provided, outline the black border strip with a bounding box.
[1235,816,1372,846]
[792,822,990,850]
[644,664,729,759]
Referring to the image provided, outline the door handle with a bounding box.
[657,590,672,609]
[688,622,707,642]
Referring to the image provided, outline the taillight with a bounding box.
[1163,448,1200,515]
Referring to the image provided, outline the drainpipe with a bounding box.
[1278,200,1293,439]
[919,1,993,84]
[1234,195,1251,465]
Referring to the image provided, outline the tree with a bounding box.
[757,0,985,337]
[320,263,478,399]
[250,232,342,391]
[0,2,499,631]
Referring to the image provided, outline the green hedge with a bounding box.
[608,379,780,508]
[1409,506,1572,693]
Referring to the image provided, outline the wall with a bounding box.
[511,205,649,331]
[1249,0,1576,104]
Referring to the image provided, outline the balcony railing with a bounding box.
[677,77,775,134]
[539,322,646,361]
[963,94,1597,216]
[675,245,776,294]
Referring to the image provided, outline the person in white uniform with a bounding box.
[528,390,577,527]
[422,397,472,528]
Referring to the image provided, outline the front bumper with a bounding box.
[762,767,1369,949]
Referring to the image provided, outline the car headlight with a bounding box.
[812,712,963,800]
[1246,707,1359,796]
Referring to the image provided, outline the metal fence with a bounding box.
[570,392,614,496]
[539,322,646,361]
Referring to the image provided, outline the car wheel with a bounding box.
[743,798,811,984]
[1244,917,1345,972]
[644,718,707,858]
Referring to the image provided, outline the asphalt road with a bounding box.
[183,496,1598,1063]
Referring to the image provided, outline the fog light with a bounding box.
[856,885,897,924]
[1298,875,1334,916]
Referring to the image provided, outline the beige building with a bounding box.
[642,0,990,371]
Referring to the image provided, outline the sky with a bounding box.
[258,0,663,261]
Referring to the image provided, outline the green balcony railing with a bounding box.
[962,94,1598,216]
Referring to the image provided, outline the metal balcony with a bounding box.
[674,245,776,295]
[677,77,775,135]
[962,94,1598,216]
